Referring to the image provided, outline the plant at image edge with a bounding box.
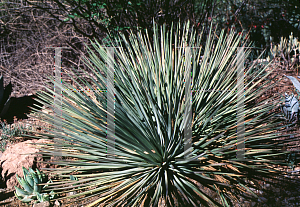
[14,167,56,203]
[30,21,299,206]
[0,121,32,152]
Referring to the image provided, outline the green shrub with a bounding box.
[268,32,300,70]
[0,121,32,152]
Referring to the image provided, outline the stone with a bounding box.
[32,201,50,207]
[0,139,56,189]
[258,197,267,202]
[54,200,61,206]
[67,191,77,196]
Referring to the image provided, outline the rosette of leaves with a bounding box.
[31,21,299,206]
[14,167,56,203]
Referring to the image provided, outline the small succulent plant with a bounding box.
[268,32,300,70]
[285,151,298,171]
[14,167,56,203]
[69,174,78,185]
[68,175,79,196]
[0,121,32,152]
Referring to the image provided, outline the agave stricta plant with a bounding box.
[14,167,56,203]
[31,21,299,206]
[0,76,43,124]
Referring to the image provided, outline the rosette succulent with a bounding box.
[14,167,56,203]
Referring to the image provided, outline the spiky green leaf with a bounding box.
[15,186,31,197]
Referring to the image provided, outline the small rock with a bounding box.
[289,197,295,200]
[258,197,267,202]
[0,139,56,189]
[249,187,256,192]
[67,191,77,196]
[54,200,61,206]
[33,201,50,207]
[274,188,281,193]
[257,190,263,195]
